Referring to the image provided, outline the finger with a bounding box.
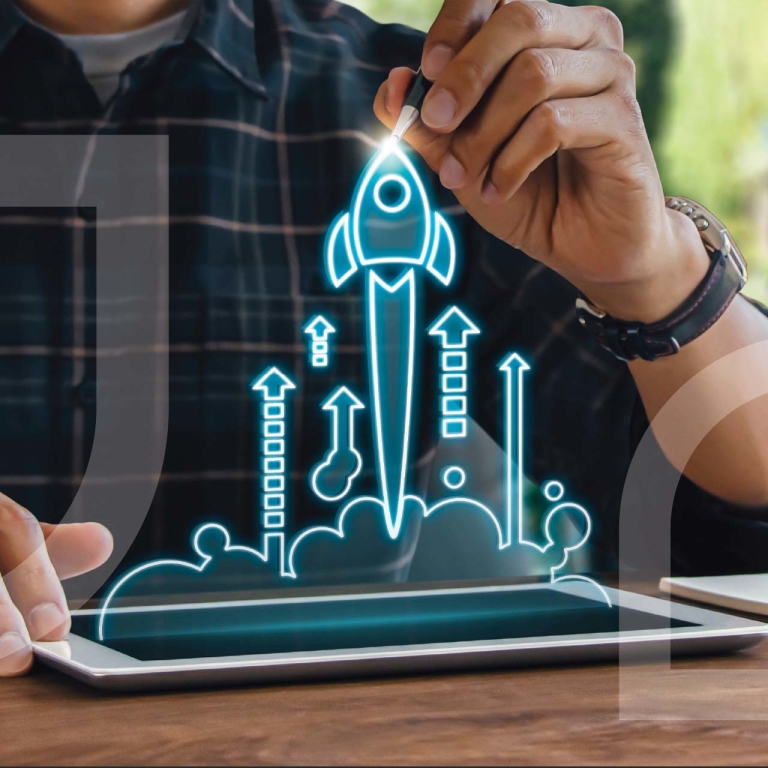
[40,522,114,580]
[483,91,643,203]
[374,68,453,174]
[421,2,624,133]
[0,498,70,641]
[374,67,416,123]
[442,48,632,190]
[0,577,32,677]
[422,0,499,80]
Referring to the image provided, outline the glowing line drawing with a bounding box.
[286,494,504,578]
[367,269,416,538]
[542,501,613,608]
[499,352,532,549]
[98,523,267,641]
[325,142,455,283]
[543,480,565,503]
[285,495,386,578]
[373,173,412,213]
[310,385,365,502]
[429,306,479,441]
[98,139,611,626]
[324,141,457,539]
[250,366,296,402]
[303,315,336,368]
[428,307,480,350]
[252,366,296,573]
[441,466,466,491]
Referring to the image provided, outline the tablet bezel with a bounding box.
[33,582,768,691]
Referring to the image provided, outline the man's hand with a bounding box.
[374,0,710,323]
[0,495,112,676]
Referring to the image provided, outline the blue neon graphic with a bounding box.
[428,306,480,349]
[251,365,296,577]
[499,352,531,549]
[99,141,609,634]
[98,523,268,641]
[441,466,466,491]
[303,314,336,368]
[251,366,296,401]
[310,386,365,502]
[429,306,479,441]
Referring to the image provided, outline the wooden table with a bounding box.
[2,600,768,766]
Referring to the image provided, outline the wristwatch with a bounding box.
[576,196,748,362]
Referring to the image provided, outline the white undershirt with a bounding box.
[27,9,189,104]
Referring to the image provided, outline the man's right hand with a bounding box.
[0,493,112,676]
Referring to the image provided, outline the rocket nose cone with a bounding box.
[352,143,432,266]
[354,144,423,213]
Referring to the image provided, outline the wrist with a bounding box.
[574,209,711,324]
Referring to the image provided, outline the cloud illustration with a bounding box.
[286,496,423,585]
[99,523,283,640]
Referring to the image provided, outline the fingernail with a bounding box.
[482,181,502,204]
[422,44,454,80]
[0,632,31,675]
[29,603,68,641]
[421,90,457,129]
[440,154,466,189]
[383,81,392,114]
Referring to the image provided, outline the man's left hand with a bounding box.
[374,0,709,323]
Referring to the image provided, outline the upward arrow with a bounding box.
[427,306,480,349]
[302,315,336,341]
[250,366,297,401]
[321,385,365,413]
[498,352,532,549]
[498,352,531,374]
[310,386,365,503]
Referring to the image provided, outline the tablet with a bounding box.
[661,574,768,616]
[34,581,767,691]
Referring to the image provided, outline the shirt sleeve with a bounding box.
[636,296,768,576]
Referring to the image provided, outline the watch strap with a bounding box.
[577,248,744,362]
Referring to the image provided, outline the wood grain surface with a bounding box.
[2,633,768,766]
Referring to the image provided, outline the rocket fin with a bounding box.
[325,212,358,288]
[426,212,456,287]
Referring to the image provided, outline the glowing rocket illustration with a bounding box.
[324,141,456,539]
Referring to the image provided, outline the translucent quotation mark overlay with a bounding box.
[0,136,169,651]
[619,338,768,720]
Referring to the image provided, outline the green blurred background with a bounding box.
[347,0,768,304]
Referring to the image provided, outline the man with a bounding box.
[0,0,766,676]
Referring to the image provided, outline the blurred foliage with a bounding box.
[348,0,768,302]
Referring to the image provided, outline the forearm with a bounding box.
[629,292,768,507]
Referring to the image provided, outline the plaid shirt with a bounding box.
[0,0,765,579]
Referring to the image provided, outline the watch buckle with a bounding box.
[576,297,607,319]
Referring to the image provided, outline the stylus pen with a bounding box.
[392,69,433,142]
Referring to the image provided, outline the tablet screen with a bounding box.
[74,587,695,662]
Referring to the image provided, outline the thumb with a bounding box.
[40,522,114,581]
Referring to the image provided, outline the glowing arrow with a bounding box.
[427,306,480,349]
[499,352,531,549]
[310,386,365,502]
[302,315,336,341]
[250,366,296,401]
[303,315,337,368]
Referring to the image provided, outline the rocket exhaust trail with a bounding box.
[367,269,416,539]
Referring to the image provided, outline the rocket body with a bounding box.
[323,143,456,538]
